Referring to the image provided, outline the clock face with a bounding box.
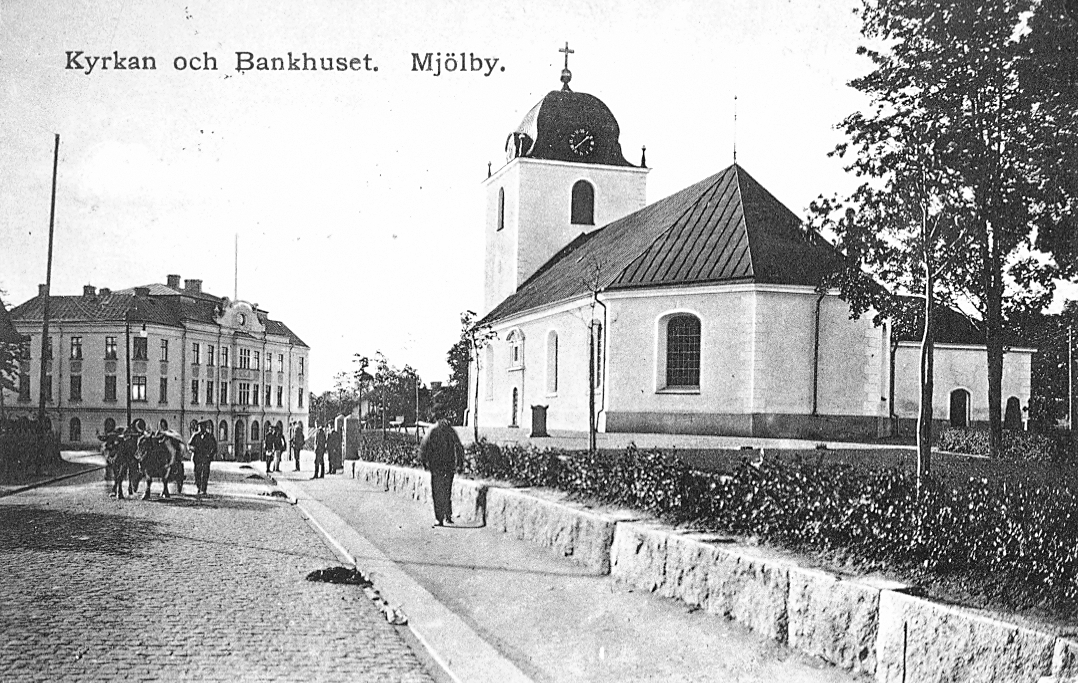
[568,128,596,158]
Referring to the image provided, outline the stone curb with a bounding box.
[275,476,533,683]
[0,463,106,498]
[355,461,1076,683]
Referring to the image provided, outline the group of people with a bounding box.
[0,416,60,479]
[311,425,342,479]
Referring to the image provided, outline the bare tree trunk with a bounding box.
[471,336,480,445]
[917,271,934,499]
[984,221,1004,458]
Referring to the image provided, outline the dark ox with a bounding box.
[134,431,185,500]
[99,429,140,499]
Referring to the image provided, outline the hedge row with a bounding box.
[936,427,1076,464]
[358,432,1078,614]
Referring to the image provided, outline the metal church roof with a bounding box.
[480,164,841,325]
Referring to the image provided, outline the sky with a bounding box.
[3,0,1073,393]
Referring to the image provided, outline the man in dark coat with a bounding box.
[188,420,217,498]
[327,427,342,474]
[313,426,326,479]
[419,419,464,526]
[291,422,305,471]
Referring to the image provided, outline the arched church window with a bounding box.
[949,388,970,428]
[497,187,505,231]
[666,315,701,388]
[571,180,594,226]
[507,330,524,369]
[546,330,559,394]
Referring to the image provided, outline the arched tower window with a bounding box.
[497,187,506,231]
[571,180,594,226]
[546,331,559,394]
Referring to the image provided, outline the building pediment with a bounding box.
[215,299,266,334]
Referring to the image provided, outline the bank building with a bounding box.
[4,275,309,456]
[467,50,1033,440]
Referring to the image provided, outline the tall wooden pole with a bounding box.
[37,134,60,423]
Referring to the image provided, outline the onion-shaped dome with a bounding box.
[505,88,635,167]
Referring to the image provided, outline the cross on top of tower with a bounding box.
[559,41,574,91]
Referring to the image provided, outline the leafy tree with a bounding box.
[433,311,475,425]
[817,0,1078,464]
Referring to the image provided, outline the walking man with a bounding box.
[419,419,464,526]
[313,426,326,479]
[327,426,342,474]
[188,420,217,498]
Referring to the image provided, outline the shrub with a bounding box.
[936,427,1068,464]
[359,433,1078,614]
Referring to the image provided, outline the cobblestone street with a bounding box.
[0,463,435,682]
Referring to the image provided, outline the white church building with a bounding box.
[467,60,1032,441]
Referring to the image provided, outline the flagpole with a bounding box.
[37,134,60,423]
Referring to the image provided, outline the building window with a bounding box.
[43,375,53,403]
[949,388,971,428]
[253,384,259,406]
[104,375,117,402]
[251,421,260,442]
[160,339,169,362]
[219,420,228,442]
[278,353,284,369]
[191,379,199,404]
[70,336,83,360]
[221,347,230,367]
[276,386,283,407]
[571,180,595,225]
[239,382,250,405]
[105,337,117,360]
[592,322,603,388]
[507,330,523,369]
[239,348,251,369]
[207,345,215,367]
[497,187,505,231]
[20,341,31,360]
[660,314,701,390]
[299,357,305,376]
[104,417,116,433]
[18,373,30,402]
[220,382,229,404]
[192,342,201,365]
[484,346,494,400]
[69,417,81,443]
[546,331,558,394]
[298,388,304,408]
[70,375,82,402]
[206,381,214,404]
[266,385,272,406]
[133,336,148,361]
[253,351,260,371]
[159,377,168,404]
[132,376,147,402]
[42,337,53,360]
[266,354,272,372]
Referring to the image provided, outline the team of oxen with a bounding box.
[99,427,187,500]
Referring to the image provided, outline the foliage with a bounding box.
[1011,300,1078,429]
[935,427,1073,464]
[816,0,1078,459]
[433,311,474,425]
[359,433,1078,615]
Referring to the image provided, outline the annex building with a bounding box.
[4,275,310,455]
[467,60,1032,440]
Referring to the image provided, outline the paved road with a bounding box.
[0,460,435,683]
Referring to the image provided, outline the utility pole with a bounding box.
[1069,322,1074,432]
[37,134,60,424]
[125,308,132,428]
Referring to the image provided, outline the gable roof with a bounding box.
[480,164,840,325]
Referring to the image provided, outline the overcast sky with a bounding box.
[3,0,1072,392]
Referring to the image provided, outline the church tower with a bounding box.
[483,44,649,314]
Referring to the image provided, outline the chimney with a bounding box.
[38,284,47,297]
[166,274,181,289]
[99,287,111,296]
[134,286,151,297]
[184,279,202,295]
[83,285,97,297]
